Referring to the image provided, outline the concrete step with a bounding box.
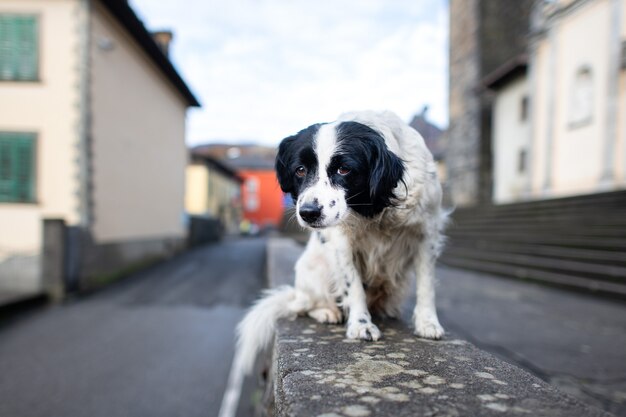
[439,256,626,298]
[442,246,626,282]
[447,240,626,266]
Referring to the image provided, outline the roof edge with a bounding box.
[481,54,529,91]
[191,154,244,183]
[100,0,201,107]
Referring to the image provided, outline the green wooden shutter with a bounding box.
[0,132,36,203]
[0,15,38,81]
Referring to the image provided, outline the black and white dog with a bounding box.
[237,111,447,373]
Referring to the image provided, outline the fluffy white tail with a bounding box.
[236,285,297,374]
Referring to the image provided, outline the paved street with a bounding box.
[0,237,266,417]
[436,266,626,416]
[2,236,625,416]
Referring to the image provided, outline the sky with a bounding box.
[129,0,449,147]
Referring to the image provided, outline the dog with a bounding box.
[236,110,448,374]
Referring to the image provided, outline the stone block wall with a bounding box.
[447,0,533,207]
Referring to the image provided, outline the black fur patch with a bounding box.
[331,121,405,217]
[275,123,323,200]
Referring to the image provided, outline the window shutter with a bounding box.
[0,135,14,199]
[0,15,38,81]
[15,134,35,201]
[0,16,14,79]
[0,132,36,203]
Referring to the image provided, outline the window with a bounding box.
[568,66,593,127]
[0,132,36,203]
[518,148,527,174]
[245,178,259,212]
[0,15,39,81]
[246,178,259,193]
[520,96,529,122]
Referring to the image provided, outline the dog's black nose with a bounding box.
[299,203,322,223]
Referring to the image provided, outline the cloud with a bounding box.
[130,0,448,146]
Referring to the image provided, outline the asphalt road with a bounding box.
[0,237,266,417]
[435,266,626,416]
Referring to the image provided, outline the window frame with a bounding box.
[568,65,594,129]
[0,13,40,83]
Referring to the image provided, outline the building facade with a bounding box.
[0,0,199,300]
[186,154,242,234]
[488,0,626,202]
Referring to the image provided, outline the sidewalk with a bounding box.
[435,266,626,416]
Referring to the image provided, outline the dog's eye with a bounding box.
[295,166,307,177]
[337,166,351,176]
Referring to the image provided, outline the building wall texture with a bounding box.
[528,0,626,198]
[90,2,188,243]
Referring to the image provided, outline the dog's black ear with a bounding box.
[369,140,405,210]
[275,135,297,194]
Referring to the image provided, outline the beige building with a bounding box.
[0,0,199,301]
[186,154,243,235]
[488,0,626,203]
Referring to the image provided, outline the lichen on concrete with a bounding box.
[273,317,611,417]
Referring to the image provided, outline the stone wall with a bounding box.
[41,220,186,296]
[447,0,533,207]
[262,238,609,417]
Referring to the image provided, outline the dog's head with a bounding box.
[276,120,405,229]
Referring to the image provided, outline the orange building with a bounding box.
[239,169,284,229]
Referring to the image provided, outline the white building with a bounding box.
[0,0,200,301]
[487,0,626,203]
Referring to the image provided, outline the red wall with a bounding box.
[239,169,284,228]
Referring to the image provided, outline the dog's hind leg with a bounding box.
[286,289,314,315]
[308,306,342,324]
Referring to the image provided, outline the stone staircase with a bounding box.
[440,190,626,298]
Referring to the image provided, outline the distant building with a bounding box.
[185,154,242,234]
[191,144,284,231]
[447,0,534,206]
[409,106,447,182]
[0,0,199,300]
[483,55,531,203]
[485,0,626,203]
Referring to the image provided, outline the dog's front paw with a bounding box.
[346,320,382,341]
[414,316,444,340]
